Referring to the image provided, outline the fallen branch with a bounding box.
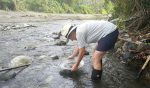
[118,37,142,45]
[137,55,150,79]
[0,64,30,72]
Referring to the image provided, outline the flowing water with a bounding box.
[0,20,150,88]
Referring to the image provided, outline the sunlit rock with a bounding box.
[39,55,47,59]
[9,55,32,68]
[24,45,36,51]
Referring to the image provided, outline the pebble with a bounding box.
[24,45,36,51]
[39,55,47,59]
[50,55,59,60]
[85,51,89,55]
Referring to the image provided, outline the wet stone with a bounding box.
[0,72,16,81]
[53,36,60,39]
[0,24,36,31]
[55,40,67,46]
[24,45,36,51]
[52,32,59,35]
[52,32,61,40]
[122,42,137,51]
[122,51,134,62]
[39,55,48,59]
[50,55,59,60]
[85,51,90,55]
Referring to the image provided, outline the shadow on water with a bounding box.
[59,70,90,88]
[59,69,105,88]
[59,70,83,79]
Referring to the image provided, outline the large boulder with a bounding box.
[9,55,32,68]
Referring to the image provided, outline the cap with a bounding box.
[60,24,76,38]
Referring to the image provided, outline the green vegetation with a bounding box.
[0,0,149,31]
[0,0,15,10]
[111,0,150,31]
[0,0,112,14]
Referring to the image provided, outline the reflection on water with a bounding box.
[59,70,84,79]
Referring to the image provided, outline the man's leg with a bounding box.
[91,29,118,81]
[91,50,106,81]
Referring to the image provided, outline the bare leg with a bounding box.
[91,45,106,81]
[91,44,98,66]
[92,51,106,70]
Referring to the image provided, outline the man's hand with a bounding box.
[71,64,78,71]
[71,47,85,71]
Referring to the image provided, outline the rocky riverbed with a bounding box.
[0,11,150,88]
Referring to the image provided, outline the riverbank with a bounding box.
[0,10,108,23]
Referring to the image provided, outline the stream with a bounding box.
[0,20,150,88]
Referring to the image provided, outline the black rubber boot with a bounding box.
[91,68,102,82]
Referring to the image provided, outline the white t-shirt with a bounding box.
[76,20,117,48]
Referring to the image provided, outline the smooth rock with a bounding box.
[9,55,32,67]
[50,55,59,60]
[39,55,48,59]
[24,45,36,51]
[55,41,66,46]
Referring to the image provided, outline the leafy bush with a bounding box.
[0,0,112,14]
[0,0,15,10]
[102,0,114,14]
[75,5,94,14]
[62,3,75,13]
[47,0,64,13]
[112,0,134,19]
[15,0,26,11]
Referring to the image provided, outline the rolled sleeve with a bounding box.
[76,32,87,48]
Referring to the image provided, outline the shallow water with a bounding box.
[0,20,150,88]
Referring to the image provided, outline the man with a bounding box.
[60,20,119,81]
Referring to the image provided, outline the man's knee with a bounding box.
[92,51,105,62]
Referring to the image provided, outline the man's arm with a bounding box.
[68,45,79,59]
[71,47,85,71]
